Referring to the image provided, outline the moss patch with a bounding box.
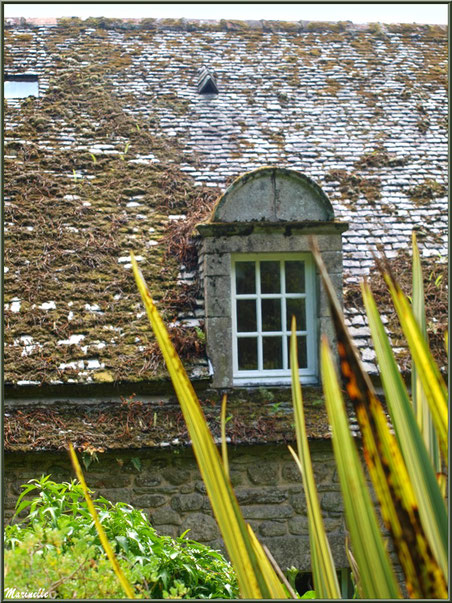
[4,386,335,452]
[320,78,342,96]
[354,147,409,170]
[408,179,447,205]
[325,170,381,206]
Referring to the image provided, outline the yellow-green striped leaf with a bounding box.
[247,524,296,598]
[382,257,448,466]
[68,443,136,599]
[411,231,442,473]
[220,394,229,477]
[310,237,448,598]
[320,337,400,599]
[290,319,341,599]
[131,253,286,599]
[362,280,448,578]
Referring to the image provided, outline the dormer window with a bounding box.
[197,167,348,388]
[197,68,218,94]
[4,74,39,98]
[232,253,317,384]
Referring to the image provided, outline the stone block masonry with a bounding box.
[4,441,349,571]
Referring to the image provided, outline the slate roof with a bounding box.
[4,18,448,391]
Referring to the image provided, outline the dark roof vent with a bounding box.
[197,68,218,94]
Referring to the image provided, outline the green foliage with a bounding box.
[82,450,99,470]
[311,236,448,598]
[132,253,290,599]
[269,401,283,414]
[130,456,142,472]
[4,477,238,599]
[132,233,448,600]
[195,326,206,342]
[5,531,132,599]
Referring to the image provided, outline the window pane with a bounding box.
[4,79,39,98]
[286,261,305,293]
[287,336,307,369]
[260,261,280,293]
[237,300,257,332]
[286,298,306,331]
[262,298,281,332]
[238,337,258,370]
[263,337,283,369]
[236,261,255,294]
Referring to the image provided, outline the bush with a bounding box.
[4,476,238,599]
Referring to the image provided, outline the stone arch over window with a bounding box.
[197,167,348,388]
[212,167,334,223]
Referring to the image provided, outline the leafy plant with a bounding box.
[195,325,206,343]
[4,476,239,599]
[4,530,135,599]
[130,456,142,472]
[131,229,448,600]
[270,401,283,414]
[82,449,99,471]
[302,236,447,598]
[131,253,292,599]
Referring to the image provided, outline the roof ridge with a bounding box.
[4,16,447,34]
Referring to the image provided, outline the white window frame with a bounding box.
[231,253,317,386]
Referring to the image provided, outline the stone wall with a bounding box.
[4,441,349,571]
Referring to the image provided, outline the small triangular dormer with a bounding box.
[197,67,218,94]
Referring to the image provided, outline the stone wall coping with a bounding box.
[197,221,349,238]
[4,386,344,452]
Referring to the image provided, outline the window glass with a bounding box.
[286,298,306,331]
[261,298,281,331]
[4,79,39,98]
[232,254,315,381]
[238,337,257,370]
[263,337,283,369]
[237,300,257,332]
[260,260,280,293]
[285,261,305,293]
[288,335,307,369]
[236,261,255,294]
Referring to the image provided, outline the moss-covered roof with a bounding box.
[4,18,448,389]
[4,386,341,452]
